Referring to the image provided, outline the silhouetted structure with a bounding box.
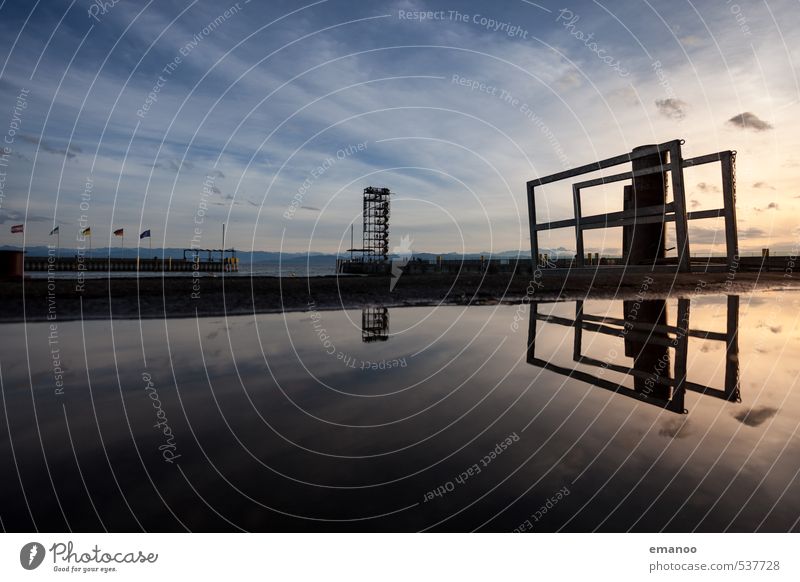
[362,187,391,262]
[24,249,239,272]
[0,250,24,279]
[623,145,668,263]
[527,296,740,413]
[527,139,738,272]
[362,306,389,342]
[338,187,391,273]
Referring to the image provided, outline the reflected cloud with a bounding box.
[659,418,694,439]
[757,322,783,334]
[734,406,778,427]
[0,297,798,533]
[699,343,722,353]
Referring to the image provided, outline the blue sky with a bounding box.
[0,0,797,255]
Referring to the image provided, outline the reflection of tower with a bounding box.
[362,307,389,342]
[363,187,390,262]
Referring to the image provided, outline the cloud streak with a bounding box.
[18,134,82,159]
[655,98,687,120]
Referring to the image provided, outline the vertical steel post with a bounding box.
[725,295,741,402]
[669,142,691,272]
[527,302,538,362]
[721,151,739,270]
[528,183,539,269]
[573,300,584,361]
[670,298,690,413]
[572,184,584,267]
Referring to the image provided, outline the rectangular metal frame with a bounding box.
[527,140,738,272]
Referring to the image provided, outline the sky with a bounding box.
[0,0,797,256]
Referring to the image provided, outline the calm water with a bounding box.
[1,292,799,532]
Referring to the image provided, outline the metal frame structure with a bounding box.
[362,187,391,262]
[527,139,738,272]
[527,296,740,414]
[362,306,390,342]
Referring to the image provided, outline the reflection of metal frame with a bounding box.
[362,307,389,342]
[527,139,738,272]
[527,296,740,414]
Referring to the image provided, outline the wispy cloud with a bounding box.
[655,98,687,120]
[154,159,195,172]
[555,71,582,91]
[679,35,702,47]
[18,134,82,159]
[752,202,779,212]
[0,209,50,224]
[757,322,783,334]
[0,1,798,251]
[691,226,765,243]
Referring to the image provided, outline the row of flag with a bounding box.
[9,224,152,239]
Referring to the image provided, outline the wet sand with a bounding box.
[1,269,792,323]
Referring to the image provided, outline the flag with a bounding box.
[114,228,124,237]
[49,226,59,235]
[81,227,91,236]
[10,224,23,234]
[140,229,151,239]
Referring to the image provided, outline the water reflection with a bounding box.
[527,296,741,414]
[362,306,390,342]
[1,294,798,532]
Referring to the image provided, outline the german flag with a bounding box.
[114,228,124,237]
[10,224,23,234]
[81,227,91,236]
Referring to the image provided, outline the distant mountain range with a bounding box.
[1,245,536,263]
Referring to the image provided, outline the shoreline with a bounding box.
[0,271,792,323]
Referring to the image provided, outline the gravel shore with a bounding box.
[0,270,790,323]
